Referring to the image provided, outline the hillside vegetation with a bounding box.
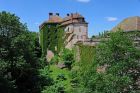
[0,11,140,93]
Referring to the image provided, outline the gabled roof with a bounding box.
[112,16,140,32]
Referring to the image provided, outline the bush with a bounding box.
[62,49,75,70]
[56,73,67,81]
[79,30,140,93]
[50,55,59,65]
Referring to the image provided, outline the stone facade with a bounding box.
[64,23,88,49]
[39,13,90,61]
[61,13,88,49]
[40,13,89,50]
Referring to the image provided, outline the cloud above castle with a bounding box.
[105,17,118,22]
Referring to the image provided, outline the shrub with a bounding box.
[56,73,67,81]
[62,49,75,70]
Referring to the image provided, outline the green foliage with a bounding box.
[79,30,140,93]
[0,11,49,93]
[42,65,71,93]
[62,49,75,70]
[38,66,54,87]
[42,82,65,93]
[50,55,59,65]
[79,45,95,77]
[39,24,64,56]
[57,73,67,80]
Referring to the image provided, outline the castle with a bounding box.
[39,13,90,54]
[61,13,88,49]
[39,13,140,57]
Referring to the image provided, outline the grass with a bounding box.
[49,65,72,92]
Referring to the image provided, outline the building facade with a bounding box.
[61,13,88,49]
[39,13,89,54]
[39,13,63,55]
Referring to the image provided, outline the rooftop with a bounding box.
[112,16,140,32]
[63,13,84,22]
[61,13,87,26]
[47,15,63,23]
[39,13,63,28]
[39,13,87,28]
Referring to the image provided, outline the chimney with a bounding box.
[67,13,70,16]
[56,13,59,16]
[49,13,53,18]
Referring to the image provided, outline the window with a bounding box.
[79,27,81,32]
[77,35,79,39]
[79,18,85,22]
[68,27,69,32]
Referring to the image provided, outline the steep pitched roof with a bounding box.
[112,16,140,32]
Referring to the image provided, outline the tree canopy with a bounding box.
[79,31,140,93]
[0,11,51,93]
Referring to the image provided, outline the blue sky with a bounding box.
[0,0,140,37]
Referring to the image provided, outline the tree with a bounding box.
[0,11,49,93]
[80,30,140,93]
[62,49,75,70]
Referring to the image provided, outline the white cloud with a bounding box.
[76,0,91,3]
[105,17,118,22]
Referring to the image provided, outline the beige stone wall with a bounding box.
[65,23,88,49]
[46,50,54,62]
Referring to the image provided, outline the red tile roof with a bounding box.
[39,15,62,29]
[47,15,63,23]
[61,13,87,26]
[39,13,87,29]
[63,13,84,22]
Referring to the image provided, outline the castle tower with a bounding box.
[61,13,88,49]
[39,13,63,55]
